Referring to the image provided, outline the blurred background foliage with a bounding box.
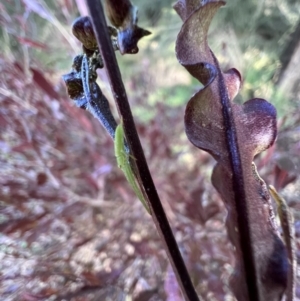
[0,0,300,300]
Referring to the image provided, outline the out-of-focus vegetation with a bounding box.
[0,0,299,300]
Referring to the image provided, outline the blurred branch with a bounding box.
[23,0,78,52]
[0,87,37,112]
[277,18,300,92]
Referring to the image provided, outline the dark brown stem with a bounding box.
[215,53,259,300]
[85,1,200,300]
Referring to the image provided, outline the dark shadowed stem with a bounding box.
[215,55,259,300]
[85,1,201,300]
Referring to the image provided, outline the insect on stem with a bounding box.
[114,123,150,214]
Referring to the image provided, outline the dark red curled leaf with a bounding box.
[175,1,288,300]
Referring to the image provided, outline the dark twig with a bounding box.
[85,1,200,300]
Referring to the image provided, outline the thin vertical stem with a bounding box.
[85,1,201,300]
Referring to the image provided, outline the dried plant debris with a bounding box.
[72,1,151,56]
[72,15,119,53]
[175,1,289,300]
[62,17,118,139]
[63,4,151,138]
[104,0,151,54]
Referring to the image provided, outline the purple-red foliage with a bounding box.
[0,1,299,300]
